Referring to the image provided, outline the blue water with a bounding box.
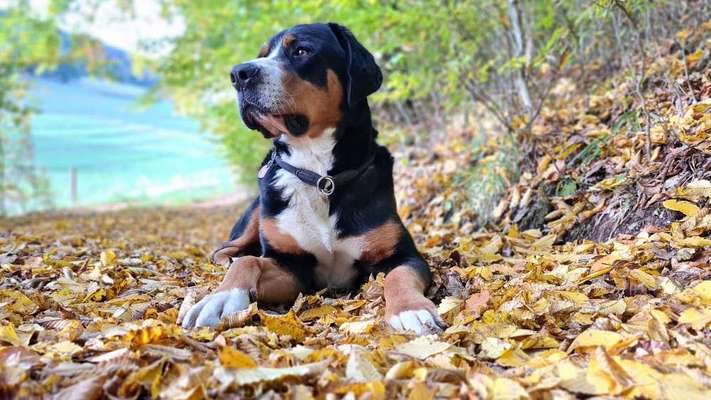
[21,77,236,213]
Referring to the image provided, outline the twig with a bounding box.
[614,0,653,160]
[676,39,698,103]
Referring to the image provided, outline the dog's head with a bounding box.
[230,23,382,139]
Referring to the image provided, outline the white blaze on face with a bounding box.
[240,46,289,112]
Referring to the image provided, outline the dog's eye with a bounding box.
[294,47,310,57]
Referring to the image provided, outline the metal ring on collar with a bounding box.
[317,175,335,196]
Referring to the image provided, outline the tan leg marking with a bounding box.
[360,221,402,264]
[210,205,260,266]
[384,266,444,334]
[384,266,436,319]
[261,218,304,254]
[217,256,303,305]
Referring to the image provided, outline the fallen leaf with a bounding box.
[663,199,700,217]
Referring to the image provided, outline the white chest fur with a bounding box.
[272,131,362,288]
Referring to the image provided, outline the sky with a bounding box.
[1,0,184,56]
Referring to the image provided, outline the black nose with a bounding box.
[230,63,260,89]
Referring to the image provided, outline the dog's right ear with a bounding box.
[328,23,383,108]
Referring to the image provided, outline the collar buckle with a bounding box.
[317,175,335,196]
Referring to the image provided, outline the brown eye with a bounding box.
[294,47,310,57]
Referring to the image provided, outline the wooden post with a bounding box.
[70,167,78,206]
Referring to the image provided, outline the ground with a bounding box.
[1,23,711,400]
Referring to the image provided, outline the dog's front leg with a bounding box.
[181,256,303,328]
[210,197,260,266]
[384,265,446,335]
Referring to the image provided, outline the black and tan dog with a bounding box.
[180,23,444,335]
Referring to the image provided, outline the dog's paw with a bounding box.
[181,288,250,329]
[388,308,446,335]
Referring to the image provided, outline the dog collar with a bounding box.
[269,151,375,196]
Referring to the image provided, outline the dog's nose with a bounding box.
[230,63,260,90]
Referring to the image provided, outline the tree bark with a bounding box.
[507,0,533,114]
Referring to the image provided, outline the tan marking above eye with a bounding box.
[258,44,270,58]
[282,34,296,48]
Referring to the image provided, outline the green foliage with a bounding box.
[156,0,579,180]
[158,0,678,179]
[0,1,65,215]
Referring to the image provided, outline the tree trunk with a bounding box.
[507,0,533,114]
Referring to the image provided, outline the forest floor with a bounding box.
[1,24,711,400]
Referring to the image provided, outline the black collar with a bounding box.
[271,150,375,196]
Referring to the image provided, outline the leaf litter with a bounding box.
[1,22,711,400]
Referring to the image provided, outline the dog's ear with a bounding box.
[328,22,382,108]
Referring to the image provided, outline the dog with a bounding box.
[180,23,444,335]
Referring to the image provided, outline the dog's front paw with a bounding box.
[181,288,250,329]
[388,308,446,335]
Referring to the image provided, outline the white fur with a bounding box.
[273,130,362,289]
[388,309,438,335]
[240,47,291,112]
[182,288,250,329]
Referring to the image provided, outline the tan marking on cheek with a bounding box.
[211,205,260,265]
[360,221,402,264]
[383,266,435,319]
[258,43,270,58]
[216,256,302,305]
[282,34,295,48]
[261,218,304,254]
[282,69,343,137]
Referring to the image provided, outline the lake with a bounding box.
[17,77,239,214]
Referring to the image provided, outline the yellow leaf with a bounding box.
[692,281,711,304]
[678,308,711,330]
[262,311,306,342]
[339,319,375,334]
[408,381,434,400]
[0,289,38,315]
[45,340,83,358]
[479,337,511,359]
[496,347,530,368]
[345,347,382,382]
[219,346,257,369]
[568,329,623,352]
[395,336,450,360]
[0,323,21,346]
[663,199,700,217]
[412,367,428,381]
[299,305,336,322]
[215,360,330,386]
[650,125,667,144]
[677,236,711,248]
[660,372,711,400]
[100,249,117,267]
[629,269,657,289]
[491,377,529,400]
[385,361,416,380]
[437,296,463,315]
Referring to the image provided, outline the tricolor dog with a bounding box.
[180,23,445,335]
